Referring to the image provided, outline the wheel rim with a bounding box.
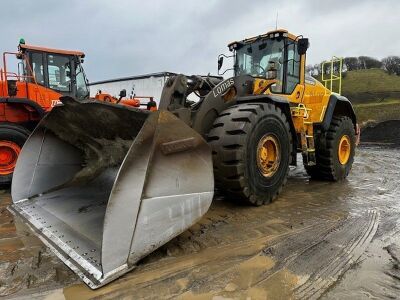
[338,135,351,165]
[256,134,281,178]
[0,141,21,175]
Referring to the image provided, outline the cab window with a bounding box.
[31,52,45,85]
[236,38,285,93]
[285,42,300,94]
[47,54,71,92]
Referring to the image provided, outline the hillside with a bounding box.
[314,68,400,124]
[353,100,400,125]
[315,68,400,104]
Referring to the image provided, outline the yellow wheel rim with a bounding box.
[256,134,280,178]
[338,135,351,165]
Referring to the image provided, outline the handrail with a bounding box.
[2,51,45,104]
[321,56,343,95]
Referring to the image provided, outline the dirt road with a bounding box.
[1,147,399,299]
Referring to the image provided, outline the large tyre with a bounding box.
[208,103,292,206]
[0,123,31,185]
[305,116,355,181]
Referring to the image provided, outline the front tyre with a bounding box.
[208,103,292,206]
[305,116,355,181]
[0,123,30,185]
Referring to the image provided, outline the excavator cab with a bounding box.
[18,41,90,102]
[0,41,91,183]
[1,40,89,110]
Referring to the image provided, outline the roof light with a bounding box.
[19,38,25,44]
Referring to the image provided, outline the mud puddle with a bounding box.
[1,147,400,299]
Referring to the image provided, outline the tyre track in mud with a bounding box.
[59,208,379,300]
[293,210,379,299]
[62,219,340,300]
[1,147,400,299]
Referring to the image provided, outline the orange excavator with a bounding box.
[0,39,156,183]
[94,90,157,110]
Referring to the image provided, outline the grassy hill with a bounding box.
[315,69,400,124]
[317,68,400,103]
[353,100,400,125]
[342,69,400,94]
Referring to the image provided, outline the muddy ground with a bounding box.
[1,146,400,299]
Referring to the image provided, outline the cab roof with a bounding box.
[227,29,298,50]
[19,43,85,57]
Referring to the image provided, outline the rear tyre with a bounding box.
[0,123,31,185]
[208,103,292,206]
[305,116,355,181]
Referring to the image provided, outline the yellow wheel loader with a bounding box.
[9,29,359,288]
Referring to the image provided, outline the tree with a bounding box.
[358,56,382,69]
[305,64,314,75]
[313,63,321,76]
[382,56,400,75]
[344,57,360,71]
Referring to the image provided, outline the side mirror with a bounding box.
[119,89,126,98]
[218,56,224,71]
[297,38,309,55]
[266,61,278,80]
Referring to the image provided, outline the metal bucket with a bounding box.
[9,97,214,288]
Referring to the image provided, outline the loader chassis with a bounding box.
[159,29,357,205]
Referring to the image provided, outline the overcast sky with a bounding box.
[3,0,399,82]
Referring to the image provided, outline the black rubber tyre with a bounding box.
[208,103,292,206]
[0,123,31,185]
[305,116,355,181]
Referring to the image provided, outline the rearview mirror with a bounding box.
[218,56,224,71]
[119,89,126,98]
[297,38,309,55]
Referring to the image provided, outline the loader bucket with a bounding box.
[9,97,214,289]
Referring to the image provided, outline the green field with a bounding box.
[354,100,400,125]
[317,68,400,102]
[316,69,400,124]
[341,69,400,95]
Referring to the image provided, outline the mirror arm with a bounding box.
[219,67,234,75]
[219,53,234,59]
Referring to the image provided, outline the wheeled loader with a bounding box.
[0,40,155,184]
[9,29,359,288]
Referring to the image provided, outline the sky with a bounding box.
[2,0,400,82]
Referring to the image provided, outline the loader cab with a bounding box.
[19,43,90,100]
[228,29,308,97]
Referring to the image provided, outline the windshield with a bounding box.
[47,54,71,92]
[235,38,285,92]
[75,60,89,100]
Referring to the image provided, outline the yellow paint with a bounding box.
[338,135,351,165]
[249,37,332,132]
[256,134,280,178]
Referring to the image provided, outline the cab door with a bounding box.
[45,53,75,98]
[283,41,304,104]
